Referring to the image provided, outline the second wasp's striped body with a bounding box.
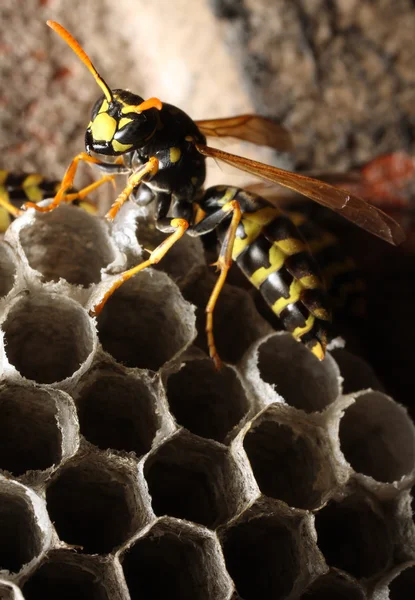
[198,186,332,359]
[0,170,96,233]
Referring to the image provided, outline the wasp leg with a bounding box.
[23,153,106,213]
[62,175,115,205]
[192,199,242,370]
[90,216,188,317]
[105,157,159,221]
[0,194,23,219]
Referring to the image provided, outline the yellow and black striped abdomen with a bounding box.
[0,171,61,232]
[233,209,331,360]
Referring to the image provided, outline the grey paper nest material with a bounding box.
[0,203,415,600]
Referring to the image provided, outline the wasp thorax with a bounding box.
[85,89,159,156]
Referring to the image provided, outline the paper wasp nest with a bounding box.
[0,202,414,600]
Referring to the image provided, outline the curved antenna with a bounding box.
[121,97,163,114]
[47,20,113,103]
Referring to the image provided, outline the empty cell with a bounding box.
[221,514,301,600]
[97,271,194,371]
[256,335,339,412]
[121,520,227,600]
[144,433,238,527]
[135,218,205,280]
[331,349,382,394]
[0,581,25,600]
[166,359,249,443]
[299,569,366,599]
[314,496,390,579]
[0,384,62,476]
[243,419,326,510]
[2,294,94,384]
[339,391,415,483]
[46,457,140,554]
[182,268,269,365]
[0,491,42,573]
[76,372,160,455]
[18,204,114,286]
[0,242,17,298]
[389,564,415,600]
[22,553,110,600]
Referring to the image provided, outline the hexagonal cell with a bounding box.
[244,333,340,412]
[314,495,391,579]
[339,391,415,484]
[121,518,232,600]
[299,569,367,599]
[0,580,25,600]
[75,368,161,455]
[220,502,321,600]
[135,217,206,281]
[0,384,62,476]
[166,359,250,443]
[144,431,249,527]
[46,454,145,554]
[0,481,47,574]
[0,242,17,298]
[17,204,115,286]
[181,267,271,365]
[243,410,333,510]
[2,293,95,384]
[96,270,195,371]
[22,551,114,600]
[330,349,383,394]
[387,563,415,600]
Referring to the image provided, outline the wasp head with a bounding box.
[85,90,161,156]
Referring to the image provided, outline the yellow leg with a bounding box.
[23,152,104,213]
[105,157,159,221]
[205,200,242,370]
[63,175,115,203]
[90,217,188,316]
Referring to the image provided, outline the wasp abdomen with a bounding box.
[206,186,332,360]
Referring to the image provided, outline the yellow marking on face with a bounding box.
[244,206,279,225]
[194,204,206,225]
[119,117,133,129]
[271,279,303,315]
[232,219,262,259]
[0,171,7,185]
[90,113,117,141]
[276,237,306,255]
[308,232,337,253]
[191,176,198,185]
[299,274,322,289]
[99,99,109,113]
[0,207,11,232]
[292,314,315,340]
[170,147,181,164]
[112,139,133,153]
[250,244,285,288]
[23,174,43,188]
[24,186,43,202]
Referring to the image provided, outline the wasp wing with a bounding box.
[195,144,405,246]
[196,115,293,153]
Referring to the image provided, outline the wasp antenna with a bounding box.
[122,97,163,114]
[47,20,113,103]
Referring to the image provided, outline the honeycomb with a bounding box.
[0,200,415,600]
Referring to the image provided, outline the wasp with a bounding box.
[19,21,404,368]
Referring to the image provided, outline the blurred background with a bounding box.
[1,0,415,412]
